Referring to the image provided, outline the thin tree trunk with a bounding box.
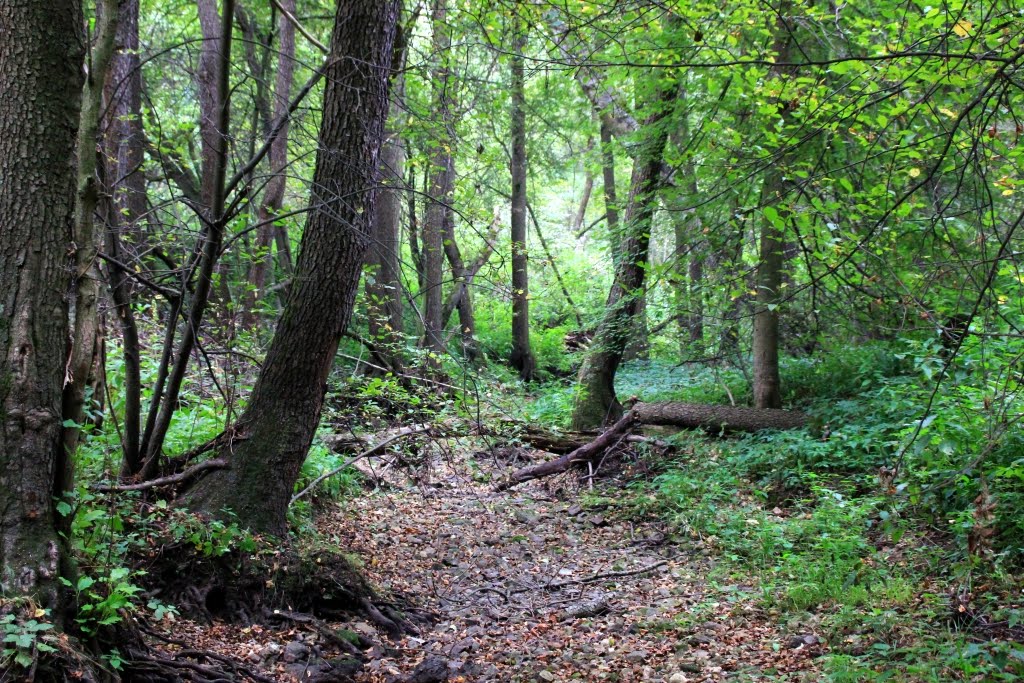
[140,0,234,477]
[63,0,119,471]
[245,0,297,323]
[104,0,146,475]
[510,15,536,380]
[365,87,407,371]
[571,80,676,430]
[420,0,453,359]
[571,170,594,234]
[442,210,480,361]
[752,4,795,409]
[441,211,500,330]
[183,0,400,535]
[0,0,84,607]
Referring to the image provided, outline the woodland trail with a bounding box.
[158,448,827,682]
[325,451,827,682]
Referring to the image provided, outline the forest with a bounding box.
[1,0,1023,680]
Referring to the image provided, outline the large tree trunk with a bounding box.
[183,0,400,535]
[245,0,298,324]
[509,16,536,380]
[420,0,454,359]
[104,0,146,475]
[571,79,676,430]
[0,0,84,607]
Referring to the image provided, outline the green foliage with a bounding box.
[1,607,57,671]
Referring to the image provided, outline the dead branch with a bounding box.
[496,411,636,490]
[94,458,229,492]
[290,425,431,505]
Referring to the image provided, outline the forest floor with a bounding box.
[156,445,826,682]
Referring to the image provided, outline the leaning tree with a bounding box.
[182,0,401,535]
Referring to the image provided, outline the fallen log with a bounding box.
[496,401,808,490]
[495,411,636,490]
[633,401,807,433]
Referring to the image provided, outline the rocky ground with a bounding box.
[153,447,826,682]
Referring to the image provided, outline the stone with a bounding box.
[283,640,310,663]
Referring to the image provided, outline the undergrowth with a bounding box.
[573,338,1024,681]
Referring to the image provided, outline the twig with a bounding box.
[290,426,430,505]
[94,458,229,492]
[511,560,668,594]
[268,0,327,53]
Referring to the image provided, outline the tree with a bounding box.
[509,10,537,380]
[571,75,676,429]
[183,0,400,535]
[420,0,455,360]
[0,0,84,607]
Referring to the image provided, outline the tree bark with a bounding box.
[420,0,454,360]
[0,0,84,607]
[509,16,536,380]
[571,79,676,430]
[182,0,400,535]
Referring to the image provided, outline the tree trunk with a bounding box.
[245,0,298,324]
[0,0,84,607]
[103,0,146,475]
[140,0,234,477]
[442,210,480,361]
[63,0,119,471]
[441,210,500,330]
[365,87,407,371]
[633,401,807,432]
[509,15,536,380]
[752,4,795,409]
[182,0,400,535]
[571,80,676,430]
[420,0,454,360]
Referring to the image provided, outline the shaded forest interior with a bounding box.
[2,0,1024,681]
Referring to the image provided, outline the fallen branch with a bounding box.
[511,560,669,594]
[496,411,636,490]
[94,458,229,492]
[290,426,430,505]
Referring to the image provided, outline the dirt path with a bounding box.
[319,454,825,682]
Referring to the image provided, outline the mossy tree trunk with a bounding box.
[0,0,84,608]
[571,79,676,430]
[182,0,400,535]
